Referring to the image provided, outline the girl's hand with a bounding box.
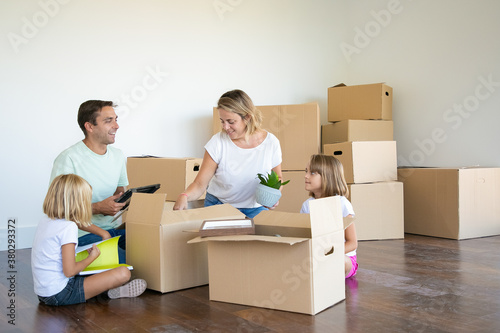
[87,244,101,260]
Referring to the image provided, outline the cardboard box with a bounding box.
[398,167,500,240]
[189,196,346,315]
[213,103,320,171]
[127,157,204,201]
[328,83,392,122]
[126,193,245,293]
[322,120,393,144]
[348,181,404,240]
[323,141,398,184]
[274,171,310,213]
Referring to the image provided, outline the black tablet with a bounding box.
[115,184,161,206]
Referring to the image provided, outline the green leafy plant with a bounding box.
[257,171,290,190]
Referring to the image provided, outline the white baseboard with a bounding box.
[0,225,37,251]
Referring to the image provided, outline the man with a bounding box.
[50,100,128,262]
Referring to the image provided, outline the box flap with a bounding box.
[253,210,312,238]
[127,193,243,226]
[254,210,311,228]
[188,234,309,245]
[190,197,343,241]
[127,192,166,225]
[309,196,343,237]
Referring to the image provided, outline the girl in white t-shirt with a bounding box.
[32,174,146,306]
[300,154,359,278]
[174,89,283,218]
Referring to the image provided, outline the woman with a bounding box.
[173,89,283,218]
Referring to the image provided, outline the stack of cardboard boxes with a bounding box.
[322,83,404,240]
[212,103,321,213]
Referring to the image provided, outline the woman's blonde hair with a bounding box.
[217,89,263,136]
[308,154,349,198]
[43,174,93,227]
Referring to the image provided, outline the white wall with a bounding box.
[343,0,500,167]
[1,0,499,250]
[0,0,349,250]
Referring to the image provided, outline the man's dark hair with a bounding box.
[77,100,115,136]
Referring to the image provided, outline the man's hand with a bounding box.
[92,193,126,216]
[101,230,112,240]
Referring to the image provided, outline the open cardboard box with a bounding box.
[126,193,245,293]
[188,196,350,315]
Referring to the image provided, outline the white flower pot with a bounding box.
[255,183,282,207]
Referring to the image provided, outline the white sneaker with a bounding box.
[108,279,147,299]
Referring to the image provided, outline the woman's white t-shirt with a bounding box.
[300,196,356,256]
[205,131,282,208]
[31,217,78,297]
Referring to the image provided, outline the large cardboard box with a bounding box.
[348,181,404,240]
[274,171,310,213]
[126,193,245,293]
[323,141,397,184]
[322,120,393,144]
[189,196,347,315]
[127,157,204,201]
[328,83,392,122]
[213,103,320,171]
[398,167,500,240]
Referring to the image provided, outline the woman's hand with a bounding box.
[264,200,279,210]
[173,150,218,211]
[173,194,188,210]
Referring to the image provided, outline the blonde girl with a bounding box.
[32,174,146,306]
[300,154,358,278]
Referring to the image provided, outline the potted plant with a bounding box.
[255,171,290,207]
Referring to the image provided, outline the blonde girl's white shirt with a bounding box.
[300,196,356,256]
[205,131,282,208]
[31,216,78,297]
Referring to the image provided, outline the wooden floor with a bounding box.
[2,234,500,333]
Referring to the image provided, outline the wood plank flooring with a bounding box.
[1,234,499,332]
